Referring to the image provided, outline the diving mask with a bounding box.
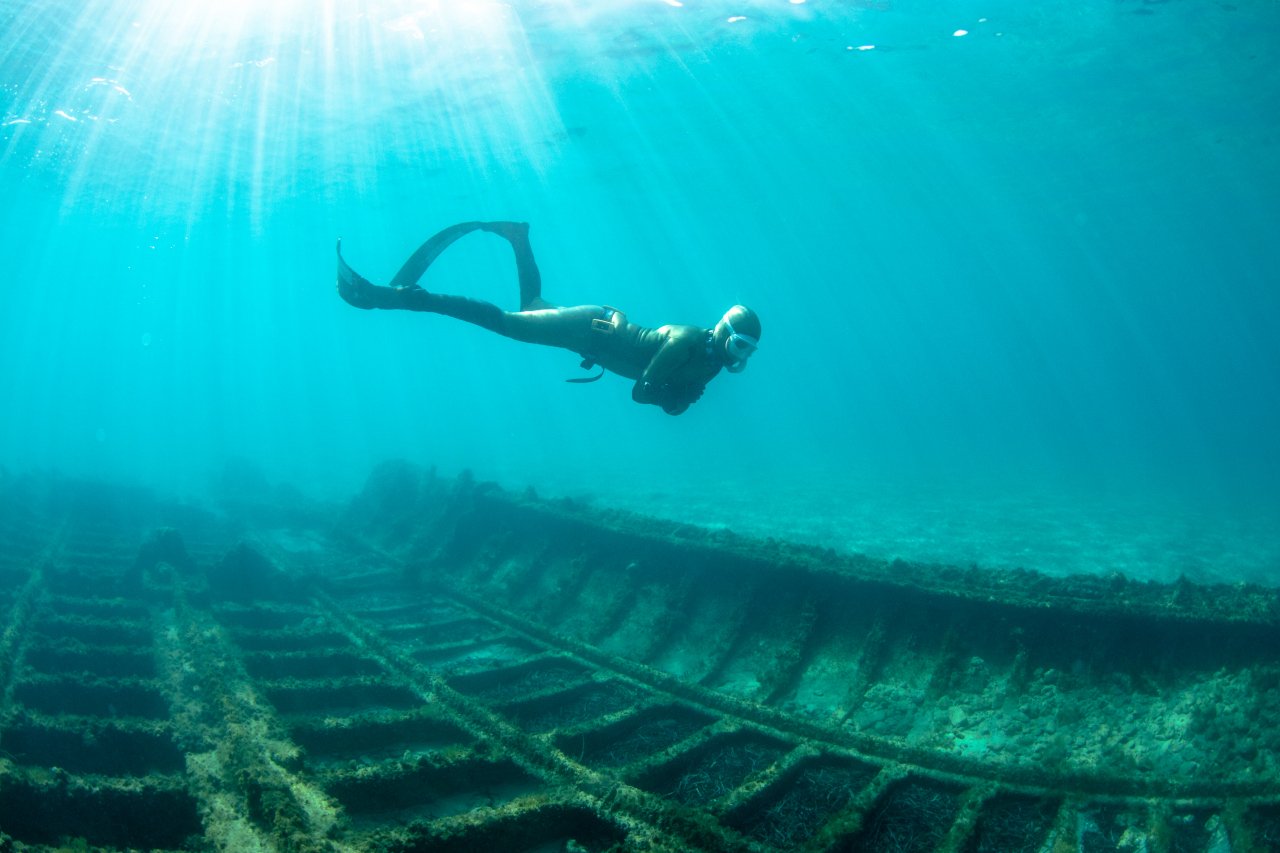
[724,318,759,373]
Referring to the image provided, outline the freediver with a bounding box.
[336,221,761,416]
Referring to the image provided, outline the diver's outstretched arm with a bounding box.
[631,328,707,415]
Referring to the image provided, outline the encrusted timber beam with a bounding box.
[0,560,46,724]
[402,480,1280,669]
[312,589,758,853]
[149,547,344,853]
[427,542,1275,800]
[349,464,1277,625]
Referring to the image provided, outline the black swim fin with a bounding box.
[389,221,486,289]
[337,239,430,310]
[336,238,379,309]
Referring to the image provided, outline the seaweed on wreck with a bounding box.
[839,779,962,853]
[630,733,788,808]
[965,794,1059,853]
[5,468,1280,852]
[732,758,877,847]
[502,680,645,733]
[568,706,715,769]
[1242,803,1280,853]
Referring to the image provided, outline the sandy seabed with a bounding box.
[525,473,1280,587]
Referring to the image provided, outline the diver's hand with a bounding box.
[663,384,705,415]
[634,380,703,415]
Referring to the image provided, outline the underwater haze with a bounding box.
[1,0,1277,584]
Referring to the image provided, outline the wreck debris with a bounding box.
[0,468,1277,851]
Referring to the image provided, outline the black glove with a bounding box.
[659,383,704,415]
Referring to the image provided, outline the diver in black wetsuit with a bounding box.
[336,221,761,415]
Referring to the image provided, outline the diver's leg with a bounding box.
[397,298,602,351]
[419,301,602,350]
[418,293,507,334]
[481,221,556,310]
[499,305,600,350]
[341,256,601,353]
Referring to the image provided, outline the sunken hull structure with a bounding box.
[0,462,1277,852]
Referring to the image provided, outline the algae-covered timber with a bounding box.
[0,466,1277,852]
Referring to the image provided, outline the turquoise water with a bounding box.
[2,0,1277,583]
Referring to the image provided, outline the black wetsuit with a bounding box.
[338,221,723,415]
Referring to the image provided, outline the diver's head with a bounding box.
[713,304,761,373]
